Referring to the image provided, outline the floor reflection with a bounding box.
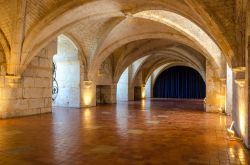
[0,99,249,164]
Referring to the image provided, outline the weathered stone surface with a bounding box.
[44,98,52,108]
[206,61,225,113]
[0,41,55,119]
[28,98,45,109]
[23,88,44,99]
[1,88,23,99]
[23,77,34,88]
[34,77,50,88]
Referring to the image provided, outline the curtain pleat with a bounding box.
[153,66,206,99]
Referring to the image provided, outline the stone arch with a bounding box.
[63,33,88,81]
[0,44,6,76]
[0,29,10,65]
[111,40,207,84]
[89,32,222,81]
[142,58,204,86]
[53,34,82,108]
[20,1,125,74]
[133,10,227,66]
[143,62,206,99]
[149,63,205,90]
[63,33,88,68]
[116,49,205,85]
[19,0,232,77]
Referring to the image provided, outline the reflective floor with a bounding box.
[0,99,249,165]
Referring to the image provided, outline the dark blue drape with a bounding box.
[153,66,206,99]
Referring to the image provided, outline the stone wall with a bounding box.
[53,35,80,108]
[95,57,113,85]
[134,86,142,100]
[0,40,56,118]
[96,85,116,104]
[206,61,225,112]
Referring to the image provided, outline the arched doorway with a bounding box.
[153,66,206,99]
[52,35,80,108]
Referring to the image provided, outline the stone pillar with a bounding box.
[128,85,134,101]
[127,64,134,101]
[206,61,226,112]
[145,76,152,98]
[134,86,142,100]
[232,67,249,148]
[221,79,227,111]
[247,39,250,148]
[110,84,117,103]
[226,65,233,115]
[134,85,145,100]
[81,81,96,107]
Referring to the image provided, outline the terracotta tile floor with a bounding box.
[0,99,249,165]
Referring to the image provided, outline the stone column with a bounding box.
[247,39,250,148]
[110,84,117,104]
[226,65,233,115]
[206,61,226,112]
[232,67,248,148]
[134,85,145,100]
[128,85,134,101]
[81,81,96,107]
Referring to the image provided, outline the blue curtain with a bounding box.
[153,66,206,99]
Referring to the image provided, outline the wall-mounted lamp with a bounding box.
[84,81,92,89]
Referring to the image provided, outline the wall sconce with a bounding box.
[84,81,92,89]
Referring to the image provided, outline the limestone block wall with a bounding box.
[133,72,143,87]
[95,57,113,85]
[0,40,56,118]
[96,85,116,104]
[206,61,225,112]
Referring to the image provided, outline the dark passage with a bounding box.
[153,66,206,99]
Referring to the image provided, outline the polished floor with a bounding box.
[0,99,249,165]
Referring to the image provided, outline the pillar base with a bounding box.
[81,81,96,107]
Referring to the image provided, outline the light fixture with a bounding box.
[227,121,235,137]
[226,121,242,141]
